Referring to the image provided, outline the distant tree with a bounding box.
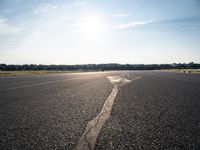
[0,62,199,71]
[0,64,6,71]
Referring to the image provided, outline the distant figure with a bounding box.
[183,70,185,73]
[189,71,191,74]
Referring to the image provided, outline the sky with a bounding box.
[0,0,200,64]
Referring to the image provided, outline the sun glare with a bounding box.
[77,14,106,40]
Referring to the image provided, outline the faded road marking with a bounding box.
[131,76,142,82]
[6,77,89,90]
[76,87,118,150]
[76,76,141,150]
[107,76,131,88]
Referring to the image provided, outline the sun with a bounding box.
[78,14,106,40]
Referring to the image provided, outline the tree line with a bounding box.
[0,62,199,71]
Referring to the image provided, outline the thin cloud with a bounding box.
[73,0,89,7]
[33,4,58,14]
[0,18,21,33]
[158,16,200,24]
[114,20,153,29]
[187,26,197,30]
[112,13,130,18]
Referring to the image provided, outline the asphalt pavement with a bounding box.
[0,71,199,149]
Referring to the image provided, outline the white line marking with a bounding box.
[6,77,88,90]
[76,76,141,150]
[76,88,118,150]
[131,76,142,82]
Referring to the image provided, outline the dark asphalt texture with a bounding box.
[96,71,200,150]
[0,71,200,149]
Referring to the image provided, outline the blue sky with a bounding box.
[0,0,200,64]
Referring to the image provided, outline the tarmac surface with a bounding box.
[0,71,199,149]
